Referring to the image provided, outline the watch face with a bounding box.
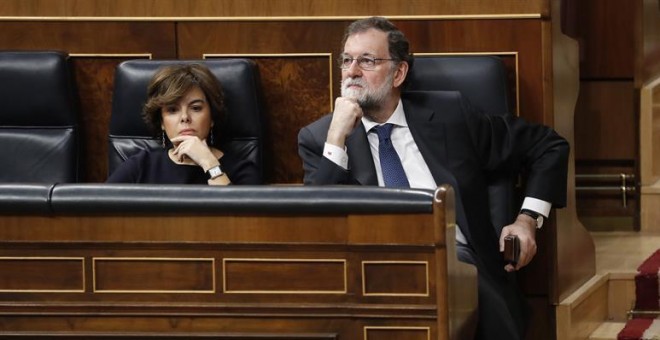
[208,166,223,179]
[536,216,544,229]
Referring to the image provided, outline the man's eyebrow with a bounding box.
[340,53,376,57]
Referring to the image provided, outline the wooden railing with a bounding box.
[640,75,660,231]
[0,184,476,340]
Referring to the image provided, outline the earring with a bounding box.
[209,129,215,146]
[161,131,166,148]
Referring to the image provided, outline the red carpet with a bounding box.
[618,249,660,340]
[634,249,660,311]
[618,318,658,340]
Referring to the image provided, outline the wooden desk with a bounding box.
[0,184,476,340]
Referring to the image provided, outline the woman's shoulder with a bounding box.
[107,148,168,183]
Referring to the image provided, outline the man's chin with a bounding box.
[341,88,363,99]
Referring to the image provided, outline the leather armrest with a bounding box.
[50,184,434,215]
[0,183,53,214]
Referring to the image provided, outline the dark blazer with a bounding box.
[298,91,569,339]
[298,91,569,338]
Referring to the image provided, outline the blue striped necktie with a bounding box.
[371,123,410,188]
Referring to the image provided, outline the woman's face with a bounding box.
[160,86,213,145]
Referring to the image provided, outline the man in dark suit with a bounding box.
[297,16,569,340]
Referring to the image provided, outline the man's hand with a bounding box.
[499,214,538,272]
[326,97,363,147]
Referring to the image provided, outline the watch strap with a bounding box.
[520,209,544,229]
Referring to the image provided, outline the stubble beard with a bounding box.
[340,71,395,121]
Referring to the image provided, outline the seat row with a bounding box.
[0,50,513,183]
[0,51,266,184]
[0,50,519,233]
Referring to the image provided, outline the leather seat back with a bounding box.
[405,56,517,232]
[0,51,81,183]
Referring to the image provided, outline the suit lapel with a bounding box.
[403,98,451,186]
[403,97,473,242]
[346,123,378,186]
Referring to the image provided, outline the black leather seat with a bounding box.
[108,59,265,179]
[405,56,517,233]
[0,51,80,183]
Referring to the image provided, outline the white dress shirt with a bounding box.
[322,99,551,243]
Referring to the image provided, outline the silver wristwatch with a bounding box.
[206,165,224,180]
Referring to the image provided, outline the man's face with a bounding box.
[340,29,396,112]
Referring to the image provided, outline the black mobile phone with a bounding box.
[503,235,520,266]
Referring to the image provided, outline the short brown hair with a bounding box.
[142,63,225,140]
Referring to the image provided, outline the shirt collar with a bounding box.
[361,99,407,132]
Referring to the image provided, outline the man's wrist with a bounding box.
[323,142,349,169]
[519,209,544,229]
[325,134,346,148]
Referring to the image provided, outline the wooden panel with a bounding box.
[206,55,332,184]
[0,196,476,340]
[640,72,660,232]
[364,327,430,340]
[555,274,609,340]
[396,19,545,123]
[575,81,636,160]
[0,315,377,338]
[0,334,337,340]
[93,258,214,292]
[363,261,429,296]
[0,215,441,245]
[654,86,660,177]
[348,215,434,244]
[180,19,544,124]
[640,0,660,84]
[0,216,351,243]
[574,80,637,230]
[0,257,84,292]
[73,57,148,182]
[0,22,175,57]
[223,259,346,293]
[568,278,608,340]
[0,0,547,17]
[0,188,476,338]
[607,276,636,322]
[576,0,636,79]
[525,297,553,340]
[641,189,660,232]
[253,56,331,183]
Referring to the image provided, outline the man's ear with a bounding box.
[392,61,409,88]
